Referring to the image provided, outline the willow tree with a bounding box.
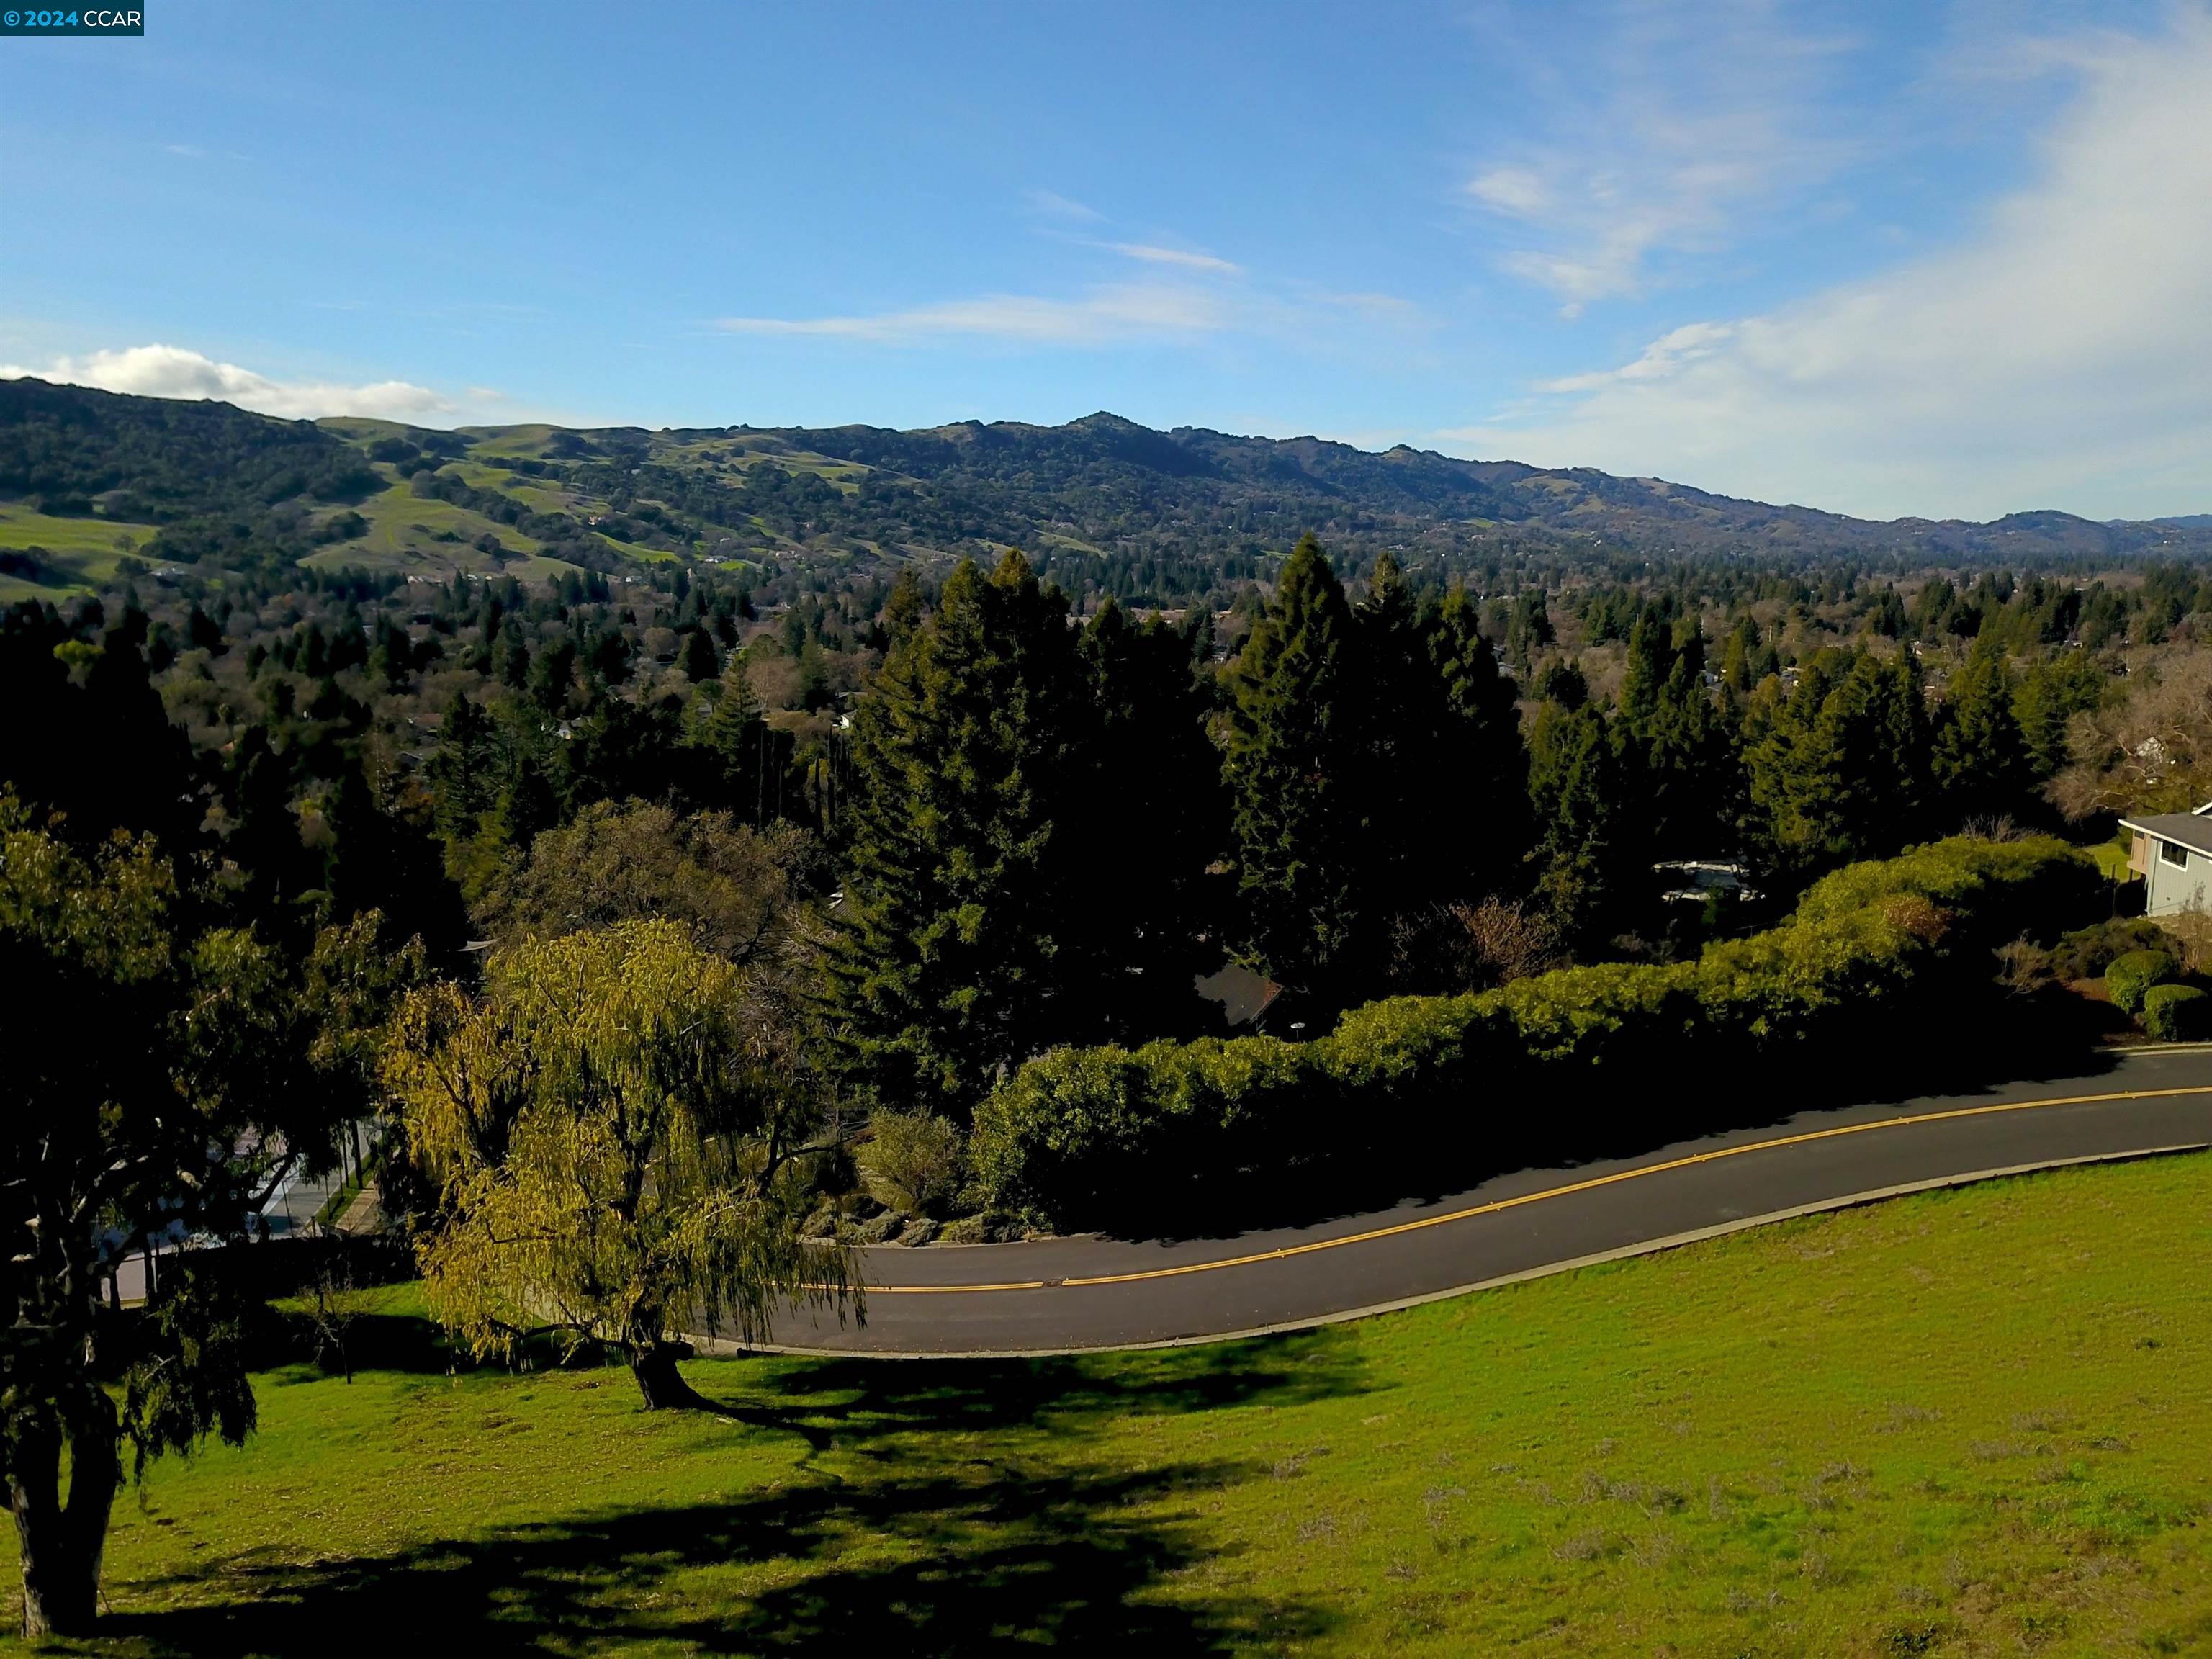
[387,919,853,1408]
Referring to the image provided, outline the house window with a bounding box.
[2160,839,2190,868]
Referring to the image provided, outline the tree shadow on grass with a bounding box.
[729,1328,1373,1458]
[103,1340,1364,1655]
[111,1464,1328,1656]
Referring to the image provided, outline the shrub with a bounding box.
[858,1108,967,1215]
[854,1210,909,1245]
[971,836,2100,1231]
[2049,917,2172,981]
[2141,983,2209,1040]
[2105,950,2176,1015]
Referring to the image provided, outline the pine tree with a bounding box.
[826,550,1090,1112]
[1350,552,1434,928]
[1526,701,1628,949]
[679,627,719,683]
[691,652,775,822]
[881,567,926,646]
[1222,534,1364,997]
[1425,583,1530,890]
[1931,639,2034,826]
[1066,598,1224,1039]
[1617,609,1674,734]
[1617,611,1738,860]
[2013,649,2105,780]
[1505,590,1555,673]
[1743,647,1931,881]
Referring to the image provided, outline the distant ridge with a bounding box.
[4,377,2211,575]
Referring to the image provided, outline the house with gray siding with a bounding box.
[2118,806,2212,916]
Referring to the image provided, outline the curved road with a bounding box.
[764,1049,2212,1357]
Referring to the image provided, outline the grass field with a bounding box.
[12,1155,2211,1656]
[0,504,158,601]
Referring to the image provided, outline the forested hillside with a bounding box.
[7,377,2212,1051]
[6,382,2210,611]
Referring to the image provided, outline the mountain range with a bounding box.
[1,379,2207,599]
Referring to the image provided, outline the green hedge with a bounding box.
[971,837,2098,1231]
[2141,982,2208,1041]
[2105,950,2176,1015]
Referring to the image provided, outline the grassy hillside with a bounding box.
[21,382,2212,614]
[17,1154,2211,1656]
[0,503,158,601]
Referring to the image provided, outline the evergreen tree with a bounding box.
[1067,598,1223,1038]
[1526,701,1628,949]
[1222,534,1364,997]
[426,693,499,853]
[1743,647,1930,881]
[528,635,578,713]
[1617,608,1674,734]
[1931,639,2034,825]
[679,627,719,683]
[1350,552,1434,929]
[315,755,468,957]
[1425,583,1531,891]
[881,567,926,646]
[827,551,1090,1111]
[1533,656,1588,709]
[2013,649,2105,781]
[690,652,781,823]
[1505,590,1555,672]
[1617,612,1737,860]
[0,602,199,855]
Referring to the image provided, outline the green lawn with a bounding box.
[2088,839,2136,881]
[14,1155,2212,1655]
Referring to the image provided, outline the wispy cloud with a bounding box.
[1024,188,1103,222]
[163,143,207,159]
[1459,7,1856,314]
[714,282,1230,346]
[1441,10,2212,521]
[1107,242,1241,275]
[1,344,452,422]
[1532,321,1736,394]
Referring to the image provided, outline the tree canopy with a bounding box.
[0,799,406,1636]
[387,920,853,1409]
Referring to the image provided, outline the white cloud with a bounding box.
[1464,166,1550,216]
[1107,243,1241,275]
[1460,9,1854,313]
[713,282,1229,346]
[1443,11,2212,522]
[1024,189,1103,222]
[1533,322,1737,394]
[1,344,452,421]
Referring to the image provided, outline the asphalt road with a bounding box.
[765,1048,2212,1357]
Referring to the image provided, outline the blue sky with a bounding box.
[3,0,2207,521]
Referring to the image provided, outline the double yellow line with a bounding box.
[865,1084,2212,1295]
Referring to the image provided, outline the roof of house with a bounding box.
[1193,961,1282,1028]
[2121,811,2212,858]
